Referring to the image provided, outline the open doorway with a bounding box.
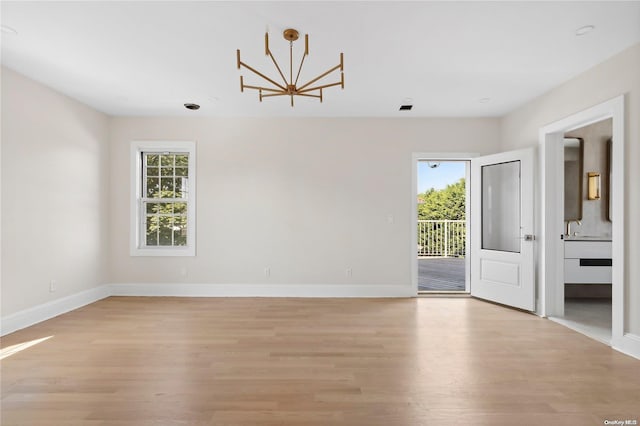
[416,160,470,293]
[558,120,613,344]
[539,95,626,352]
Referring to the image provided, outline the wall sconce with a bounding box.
[587,172,601,200]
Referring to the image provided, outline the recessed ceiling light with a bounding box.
[575,25,595,36]
[479,97,491,103]
[1,25,18,35]
[184,103,200,110]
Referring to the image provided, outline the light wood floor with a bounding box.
[1,297,639,425]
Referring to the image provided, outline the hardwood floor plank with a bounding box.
[1,297,639,425]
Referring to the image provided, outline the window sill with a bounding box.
[130,247,195,257]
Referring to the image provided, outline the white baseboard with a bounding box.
[1,283,413,336]
[109,283,415,298]
[1,285,111,336]
[612,333,640,360]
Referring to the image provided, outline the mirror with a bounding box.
[564,137,583,221]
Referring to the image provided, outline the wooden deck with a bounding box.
[418,257,466,292]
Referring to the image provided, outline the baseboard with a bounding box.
[0,283,413,336]
[1,285,111,336]
[612,332,640,360]
[109,283,415,298]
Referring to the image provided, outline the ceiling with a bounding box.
[2,1,639,117]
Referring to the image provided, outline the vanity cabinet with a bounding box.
[564,241,612,284]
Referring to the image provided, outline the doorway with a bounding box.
[539,95,625,350]
[414,158,470,294]
[558,121,613,344]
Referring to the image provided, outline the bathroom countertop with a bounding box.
[564,236,612,242]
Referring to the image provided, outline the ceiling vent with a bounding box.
[399,104,413,111]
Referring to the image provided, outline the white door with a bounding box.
[470,148,535,311]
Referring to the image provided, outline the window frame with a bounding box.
[130,141,196,256]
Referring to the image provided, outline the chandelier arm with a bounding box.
[242,84,287,93]
[239,61,287,91]
[267,50,289,87]
[260,92,290,98]
[297,80,343,94]
[295,35,309,88]
[296,63,341,92]
[295,92,322,99]
[264,32,269,56]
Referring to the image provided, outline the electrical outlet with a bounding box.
[346,268,353,277]
[49,280,57,293]
[264,267,270,278]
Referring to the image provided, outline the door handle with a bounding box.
[522,234,535,241]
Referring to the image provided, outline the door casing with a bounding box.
[538,95,625,349]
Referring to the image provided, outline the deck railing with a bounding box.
[417,220,466,257]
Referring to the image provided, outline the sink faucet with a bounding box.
[566,219,581,236]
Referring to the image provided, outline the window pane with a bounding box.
[174,216,187,246]
[146,203,158,214]
[158,216,173,245]
[175,178,185,198]
[161,167,174,176]
[175,167,188,177]
[174,202,187,214]
[146,154,159,166]
[175,154,188,167]
[146,178,159,198]
[161,155,173,167]
[146,167,159,177]
[482,161,521,252]
[146,215,159,246]
[160,178,174,197]
[161,203,174,214]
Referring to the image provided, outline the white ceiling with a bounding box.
[2,1,639,117]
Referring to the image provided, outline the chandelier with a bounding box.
[236,28,344,107]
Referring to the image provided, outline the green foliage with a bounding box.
[417,178,465,220]
[417,178,466,257]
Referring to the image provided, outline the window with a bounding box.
[131,141,196,256]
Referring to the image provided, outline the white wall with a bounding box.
[1,67,110,317]
[500,43,640,334]
[109,117,500,291]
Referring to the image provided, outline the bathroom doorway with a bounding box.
[415,160,470,293]
[558,120,613,344]
[540,96,625,350]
